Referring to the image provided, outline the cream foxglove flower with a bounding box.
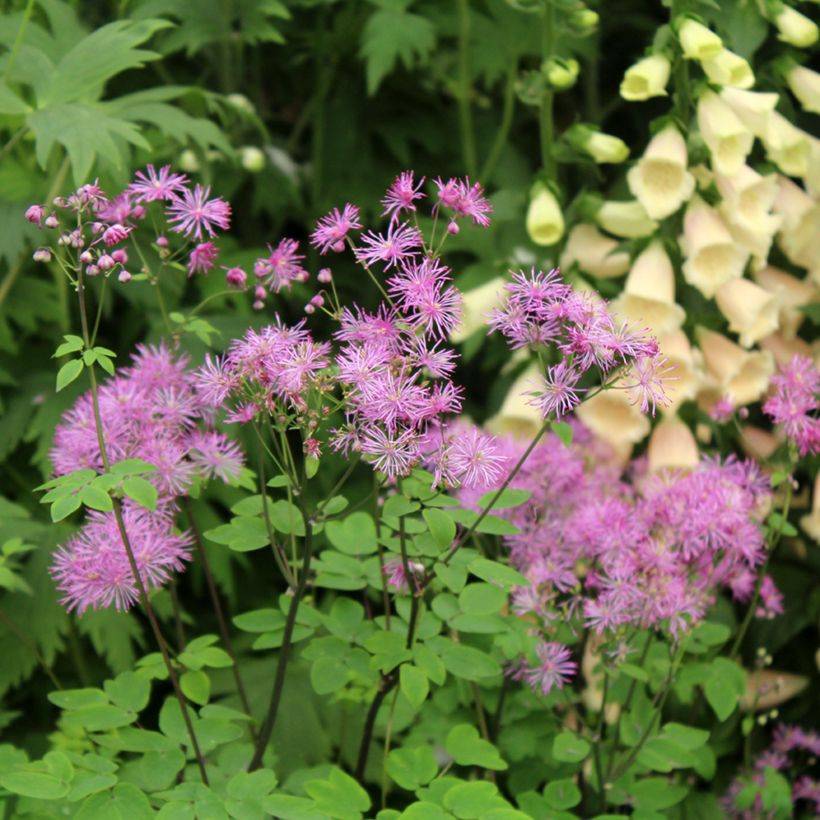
[759,331,817,368]
[701,48,755,89]
[627,126,695,219]
[720,88,779,139]
[451,276,507,343]
[526,184,564,246]
[753,265,818,339]
[559,224,630,279]
[714,166,781,266]
[739,425,781,461]
[697,328,774,406]
[610,241,685,337]
[596,200,658,238]
[648,416,700,473]
[763,111,811,177]
[715,278,781,348]
[800,474,820,543]
[681,197,748,298]
[697,90,754,176]
[582,132,630,164]
[485,364,543,440]
[576,389,650,461]
[773,176,820,280]
[774,5,819,48]
[678,18,723,60]
[658,330,700,413]
[620,54,671,101]
[787,65,820,115]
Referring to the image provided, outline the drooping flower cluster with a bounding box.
[723,724,820,818]
[488,269,673,418]
[762,354,819,455]
[462,421,774,646]
[50,345,244,613]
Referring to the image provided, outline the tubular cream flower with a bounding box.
[787,65,820,115]
[450,276,507,343]
[576,389,651,460]
[773,177,820,277]
[773,5,819,48]
[753,265,819,339]
[620,54,671,101]
[701,48,755,89]
[648,416,700,473]
[559,224,630,279]
[658,330,700,412]
[486,364,544,440]
[697,328,774,406]
[582,131,630,164]
[627,126,695,219]
[681,197,748,298]
[759,331,817,369]
[596,200,658,238]
[697,91,754,176]
[800,474,820,543]
[762,112,811,177]
[715,278,781,348]
[720,88,778,139]
[715,166,782,265]
[526,184,564,246]
[610,241,685,337]
[678,18,723,60]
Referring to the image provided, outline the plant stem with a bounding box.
[249,506,314,770]
[0,607,62,691]
[539,0,556,182]
[76,265,209,784]
[470,681,495,783]
[169,579,186,652]
[457,0,478,178]
[355,672,398,782]
[3,0,36,80]
[480,59,517,184]
[182,497,255,728]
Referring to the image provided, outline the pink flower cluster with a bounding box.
[763,354,819,456]
[489,269,672,417]
[50,345,244,612]
[724,724,820,818]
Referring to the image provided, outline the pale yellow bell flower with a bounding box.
[773,176,820,279]
[800,475,820,543]
[740,670,809,711]
[720,87,779,139]
[753,265,818,339]
[627,126,695,219]
[701,48,755,89]
[774,6,819,48]
[763,111,811,177]
[759,332,816,368]
[620,54,671,101]
[658,330,701,413]
[648,416,700,473]
[596,200,658,239]
[697,90,754,176]
[610,241,685,337]
[678,18,723,60]
[485,363,543,441]
[576,389,650,461]
[715,278,781,349]
[583,132,630,164]
[559,224,630,279]
[526,185,564,246]
[787,65,820,115]
[681,197,748,298]
[697,328,774,406]
[739,425,781,461]
[450,276,507,343]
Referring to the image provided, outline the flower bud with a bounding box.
[225,266,247,288]
[681,197,748,298]
[227,93,255,113]
[696,328,774,406]
[526,184,564,246]
[582,131,630,164]
[254,285,266,301]
[25,204,45,227]
[786,65,820,115]
[79,250,94,264]
[111,249,128,265]
[178,149,200,173]
[252,299,265,311]
[44,214,59,229]
[117,270,132,283]
[715,278,781,348]
[304,303,315,314]
[627,126,695,219]
[32,248,51,263]
[697,90,753,175]
[240,146,266,173]
[544,57,579,90]
[97,254,115,271]
[317,268,333,284]
[701,48,754,89]
[310,293,325,308]
[447,219,460,235]
[596,200,658,239]
[762,112,810,177]
[774,5,819,48]
[678,18,723,60]
[156,235,169,248]
[648,416,700,473]
[569,9,598,32]
[85,265,100,277]
[560,224,630,279]
[451,276,507,343]
[620,54,671,101]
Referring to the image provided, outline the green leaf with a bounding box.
[48,688,107,710]
[704,657,745,721]
[75,782,154,819]
[0,769,70,799]
[104,671,150,712]
[122,476,158,510]
[441,643,501,681]
[56,358,84,391]
[477,488,532,509]
[442,781,507,817]
[53,335,85,357]
[269,499,306,536]
[422,507,457,552]
[310,655,350,695]
[543,778,582,810]
[386,746,438,791]
[62,703,136,731]
[552,731,591,763]
[383,495,421,518]
[551,421,573,447]
[51,492,82,522]
[360,4,437,94]
[304,767,371,819]
[180,669,210,705]
[81,484,113,512]
[459,582,507,615]
[110,459,157,476]
[450,508,519,535]
[446,723,508,770]
[0,80,30,115]
[627,778,688,811]
[227,769,278,800]
[325,511,378,555]
[400,664,429,708]
[468,558,527,589]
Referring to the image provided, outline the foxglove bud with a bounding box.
[526,184,564,246]
[678,18,723,60]
[620,54,671,101]
[774,5,818,48]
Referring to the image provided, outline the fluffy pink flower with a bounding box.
[187,241,219,276]
[354,221,423,270]
[311,204,362,254]
[167,184,231,239]
[255,238,308,292]
[382,171,426,221]
[514,641,576,695]
[129,165,188,202]
[528,361,582,418]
